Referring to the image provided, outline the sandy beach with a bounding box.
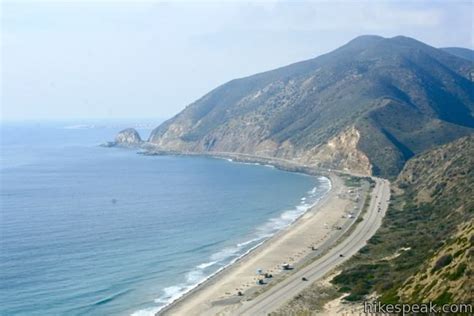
[159,172,367,316]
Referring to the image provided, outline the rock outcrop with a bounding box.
[108,128,143,147]
[297,127,372,175]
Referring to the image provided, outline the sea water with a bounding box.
[0,121,330,315]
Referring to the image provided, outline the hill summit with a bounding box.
[146,35,474,177]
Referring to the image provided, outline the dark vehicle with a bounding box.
[302,277,308,281]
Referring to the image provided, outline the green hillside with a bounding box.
[332,135,473,304]
[148,35,474,177]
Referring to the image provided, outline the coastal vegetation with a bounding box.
[147,36,474,178]
[114,35,474,314]
[5,0,474,313]
[275,135,473,313]
[343,176,363,187]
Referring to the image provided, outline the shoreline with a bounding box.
[101,144,343,316]
[138,147,333,178]
[131,150,368,316]
[158,169,359,316]
[151,173,333,315]
[113,146,371,316]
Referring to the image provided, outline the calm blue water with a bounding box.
[0,121,330,316]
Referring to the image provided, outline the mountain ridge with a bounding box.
[441,47,474,62]
[145,35,474,177]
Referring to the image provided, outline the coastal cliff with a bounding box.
[111,36,473,178]
[144,35,473,178]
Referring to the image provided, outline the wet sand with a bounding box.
[160,172,363,316]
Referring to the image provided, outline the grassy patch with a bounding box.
[447,263,467,281]
[433,290,453,305]
[344,176,363,187]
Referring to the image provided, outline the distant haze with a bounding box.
[1,0,473,121]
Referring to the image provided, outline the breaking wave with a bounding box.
[131,175,331,316]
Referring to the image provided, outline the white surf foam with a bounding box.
[132,174,331,316]
[196,261,218,269]
[237,236,266,247]
[131,308,161,316]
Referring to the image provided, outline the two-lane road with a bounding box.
[232,177,390,315]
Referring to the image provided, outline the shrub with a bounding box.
[433,290,453,305]
[380,288,400,304]
[447,263,467,281]
[431,254,453,273]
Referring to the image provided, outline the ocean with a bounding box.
[0,121,330,315]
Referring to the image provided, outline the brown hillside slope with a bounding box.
[332,135,473,304]
[147,36,474,177]
[273,136,473,314]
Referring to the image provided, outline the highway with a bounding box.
[231,177,391,316]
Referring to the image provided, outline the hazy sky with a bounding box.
[1,0,473,121]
